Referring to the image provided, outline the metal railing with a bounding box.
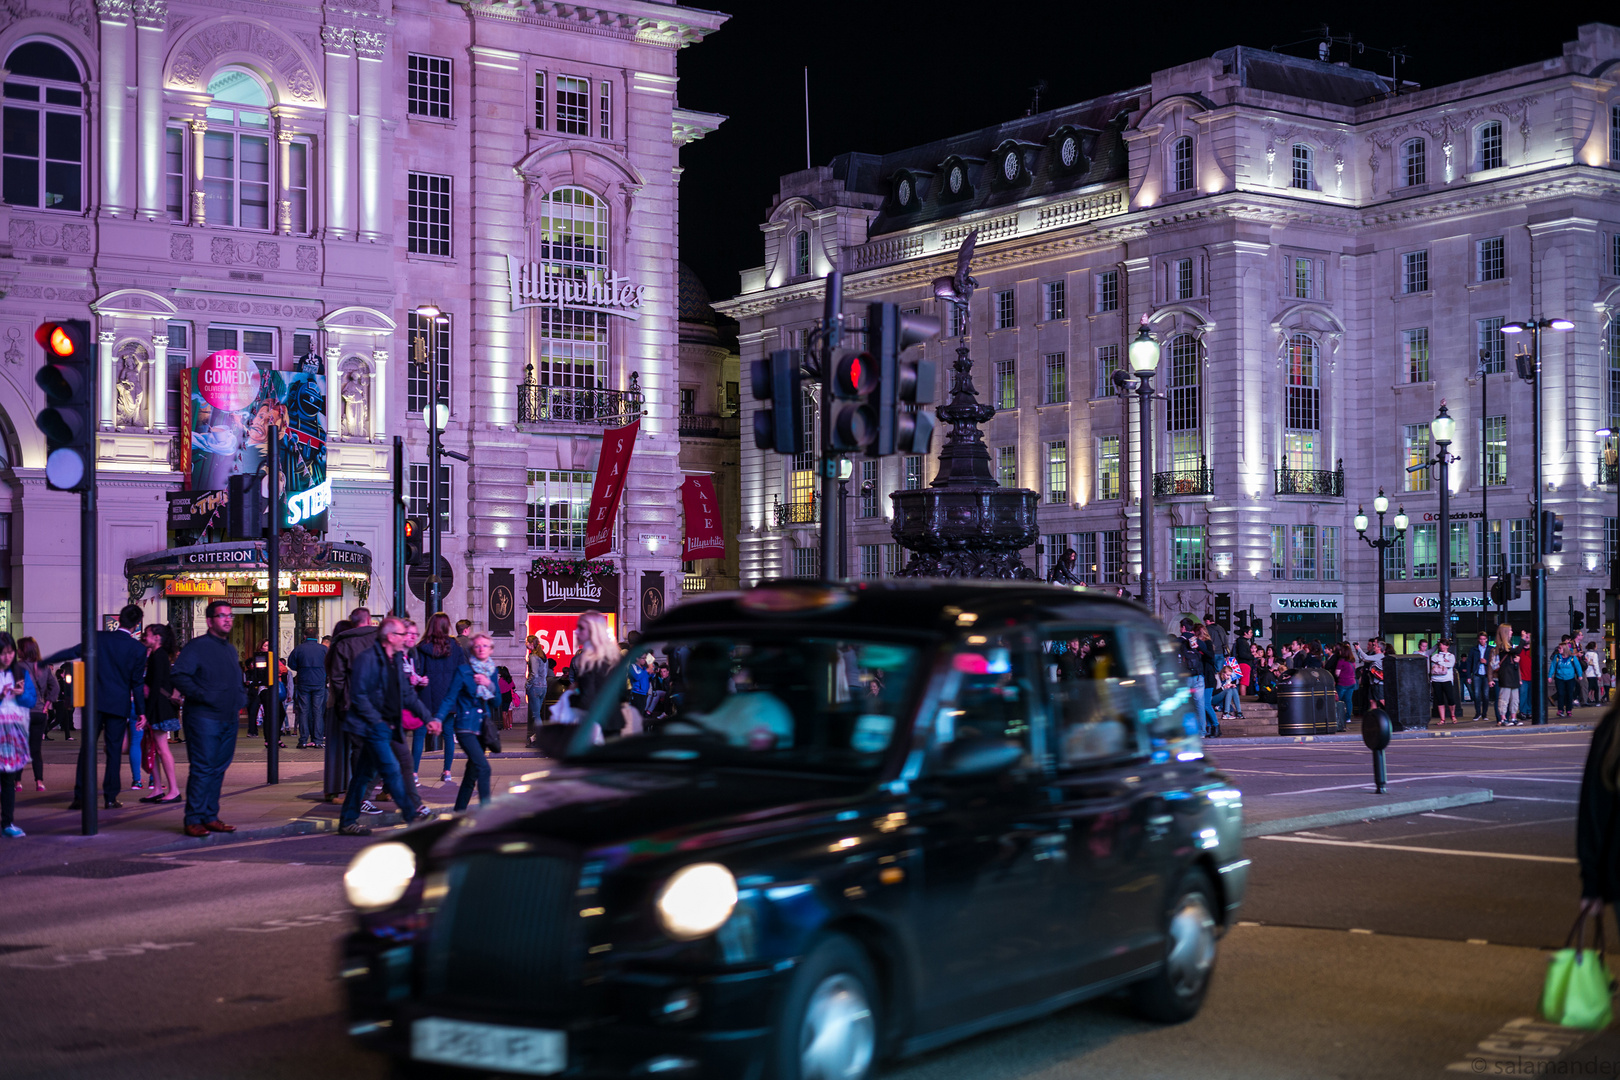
[773,496,819,527]
[683,574,738,594]
[1275,460,1345,496]
[516,380,643,427]
[1602,460,1619,485]
[677,414,740,439]
[1152,464,1212,497]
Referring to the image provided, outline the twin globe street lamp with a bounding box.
[1114,316,1162,611]
[1355,489,1408,644]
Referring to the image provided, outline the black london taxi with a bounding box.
[340,581,1248,1079]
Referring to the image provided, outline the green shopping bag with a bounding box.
[1542,910,1616,1030]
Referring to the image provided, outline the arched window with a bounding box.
[1401,138,1426,187]
[1166,334,1201,473]
[534,186,609,392]
[1475,121,1503,171]
[1290,144,1313,190]
[1,40,84,212]
[793,230,810,277]
[1285,333,1320,470]
[204,68,272,228]
[1171,136,1193,193]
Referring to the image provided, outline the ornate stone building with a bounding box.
[718,24,1620,649]
[0,0,727,667]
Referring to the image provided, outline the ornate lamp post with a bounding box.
[1431,401,1458,644]
[1115,316,1162,611]
[1502,316,1573,724]
[414,303,450,617]
[1355,488,1407,643]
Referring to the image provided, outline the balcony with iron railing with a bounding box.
[677,413,740,439]
[1602,459,1619,485]
[682,573,739,594]
[773,495,819,527]
[1275,460,1345,497]
[1153,459,1213,497]
[516,369,643,427]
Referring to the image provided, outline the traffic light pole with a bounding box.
[393,436,407,617]
[819,268,843,583]
[80,461,98,836]
[1531,323,1547,726]
[429,360,442,617]
[266,428,280,785]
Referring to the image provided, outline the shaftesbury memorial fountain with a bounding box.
[892,231,1040,579]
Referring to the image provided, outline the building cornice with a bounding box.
[459,0,728,49]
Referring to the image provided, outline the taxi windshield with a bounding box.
[563,635,921,775]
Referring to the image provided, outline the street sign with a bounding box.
[407,555,455,603]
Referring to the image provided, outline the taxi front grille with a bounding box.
[425,853,580,1014]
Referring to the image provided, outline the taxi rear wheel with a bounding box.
[774,933,880,1080]
[1129,868,1219,1024]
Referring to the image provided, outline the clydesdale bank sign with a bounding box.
[505,256,646,320]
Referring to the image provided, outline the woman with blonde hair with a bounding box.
[1496,622,1514,653]
[571,611,624,737]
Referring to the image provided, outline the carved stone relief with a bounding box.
[338,356,370,438]
[114,339,151,428]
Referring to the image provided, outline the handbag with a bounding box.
[401,708,424,731]
[479,706,503,754]
[1541,909,1616,1030]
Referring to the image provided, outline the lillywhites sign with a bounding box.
[1270,595,1344,613]
[505,256,646,320]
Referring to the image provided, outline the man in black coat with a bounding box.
[49,604,149,810]
[337,616,429,836]
[286,631,328,749]
[172,600,249,836]
[1577,706,1620,921]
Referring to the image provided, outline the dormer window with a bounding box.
[1171,137,1193,193]
[793,230,809,277]
[1475,121,1502,171]
[1290,144,1313,190]
[1401,138,1426,187]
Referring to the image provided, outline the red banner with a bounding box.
[680,475,726,561]
[584,420,638,559]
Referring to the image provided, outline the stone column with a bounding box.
[188,117,207,226]
[98,330,116,428]
[321,26,355,240]
[370,348,387,440]
[98,0,130,215]
[134,0,167,219]
[354,30,385,242]
[276,128,293,235]
[324,346,342,435]
[151,333,168,429]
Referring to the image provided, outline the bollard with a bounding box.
[1362,707,1392,794]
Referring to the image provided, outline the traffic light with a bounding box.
[33,319,93,491]
[1514,348,1536,382]
[1540,510,1564,555]
[226,473,266,540]
[869,302,940,457]
[1509,572,1522,601]
[1250,616,1264,639]
[1235,609,1250,633]
[404,517,425,566]
[750,349,805,454]
[1491,577,1506,606]
[828,349,877,453]
[1572,603,1586,632]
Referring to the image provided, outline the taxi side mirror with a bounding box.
[939,735,1025,777]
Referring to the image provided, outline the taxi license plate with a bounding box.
[412,1017,565,1075]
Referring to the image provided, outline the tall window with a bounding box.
[535,187,609,387]
[1401,250,1428,294]
[859,459,878,517]
[1478,316,1505,373]
[556,75,590,135]
[793,231,809,277]
[1508,518,1532,577]
[533,72,546,129]
[1613,233,1620,277]
[860,545,881,581]
[1271,525,1286,580]
[203,69,272,229]
[1098,435,1119,500]
[1482,415,1507,486]
[1074,533,1098,581]
[904,455,923,490]
[407,54,452,118]
[1477,236,1505,282]
[1167,335,1200,471]
[1290,144,1313,189]
[1401,138,1426,186]
[599,80,612,139]
[995,290,1015,329]
[1608,518,1619,578]
[1321,526,1340,581]
[1478,520,1503,579]
[525,470,591,549]
[1095,344,1120,398]
[1,41,83,212]
[1286,333,1320,433]
[1613,104,1620,162]
[1043,353,1067,404]
[286,140,310,234]
[165,321,191,428]
[407,312,451,417]
[1042,280,1066,321]
[1404,423,1431,491]
[885,544,904,577]
[994,360,1016,410]
[1403,328,1430,383]
[1171,136,1193,192]
[1096,269,1118,312]
[1172,527,1205,580]
[164,125,186,221]
[996,446,1017,488]
[1291,525,1316,580]
[1476,121,1503,171]
[1293,257,1315,299]
[407,172,452,256]
[791,548,820,579]
[1383,526,1405,580]
[1100,531,1123,583]
[1450,521,1471,579]
[1172,258,1194,300]
[1411,523,1438,579]
[1045,441,1068,505]
[410,463,453,536]
[1608,317,1620,430]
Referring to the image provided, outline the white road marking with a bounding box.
[1420,813,1491,822]
[1261,834,1578,864]
[1446,1016,1598,1073]
[1493,795,1578,804]
[227,911,349,934]
[5,940,196,970]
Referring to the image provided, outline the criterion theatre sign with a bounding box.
[506,256,646,320]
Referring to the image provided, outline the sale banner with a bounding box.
[583,420,638,559]
[680,475,726,560]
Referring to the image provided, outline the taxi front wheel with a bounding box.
[774,933,880,1080]
[1129,868,1219,1024]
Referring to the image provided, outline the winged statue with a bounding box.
[931,228,979,339]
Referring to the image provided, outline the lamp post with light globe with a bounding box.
[1114,317,1162,613]
[1430,402,1458,645]
[414,304,460,617]
[1355,489,1407,644]
[1503,316,1574,724]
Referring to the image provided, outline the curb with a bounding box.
[142,810,414,853]
[1221,722,1595,746]
[1242,789,1494,838]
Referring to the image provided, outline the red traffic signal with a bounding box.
[33,319,94,492]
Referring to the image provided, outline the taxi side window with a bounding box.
[1040,630,1147,767]
[937,638,1034,756]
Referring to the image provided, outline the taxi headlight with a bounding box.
[656,863,738,940]
[344,842,417,911]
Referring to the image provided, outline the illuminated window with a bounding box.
[1291,525,1316,580]
[1171,136,1193,192]
[599,80,612,139]
[1482,415,1507,486]
[904,455,923,490]
[793,230,810,277]
[1401,138,1426,186]
[1271,525,1286,580]
[1095,344,1121,398]
[406,311,451,417]
[535,187,609,388]
[1404,423,1431,492]
[410,463,453,536]
[1043,352,1067,404]
[996,446,1017,487]
[1508,518,1531,577]
[1403,328,1430,383]
[1100,531,1123,583]
[1290,144,1313,189]
[1098,436,1119,500]
[1411,523,1437,579]
[525,470,592,550]
[1476,121,1502,171]
[1293,257,1315,299]
[860,459,878,517]
[1045,440,1068,505]
[1478,317,1505,373]
[1286,334,1319,433]
[1450,522,1471,579]
[556,75,590,135]
[1172,527,1205,580]
[203,69,272,230]
[994,360,1016,410]
[1,41,84,212]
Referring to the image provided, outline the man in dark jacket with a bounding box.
[338,615,429,836]
[327,608,377,720]
[50,604,149,811]
[171,599,248,836]
[286,631,328,749]
[1577,707,1619,922]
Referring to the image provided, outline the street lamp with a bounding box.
[1597,426,1618,669]
[414,303,443,617]
[1356,488,1407,643]
[1431,401,1458,646]
[1116,315,1161,613]
[835,458,854,580]
[1502,316,1574,724]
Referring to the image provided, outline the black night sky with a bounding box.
[676,1,1615,306]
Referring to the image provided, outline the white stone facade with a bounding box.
[0,0,726,665]
[717,24,1620,648]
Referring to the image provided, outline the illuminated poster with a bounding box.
[181,350,329,533]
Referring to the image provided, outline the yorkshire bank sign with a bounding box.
[506,256,646,320]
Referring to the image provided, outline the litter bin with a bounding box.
[1383,655,1432,732]
[1277,667,1337,735]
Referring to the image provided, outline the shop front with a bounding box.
[1270,594,1344,648]
[526,560,621,672]
[1382,592,1530,653]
